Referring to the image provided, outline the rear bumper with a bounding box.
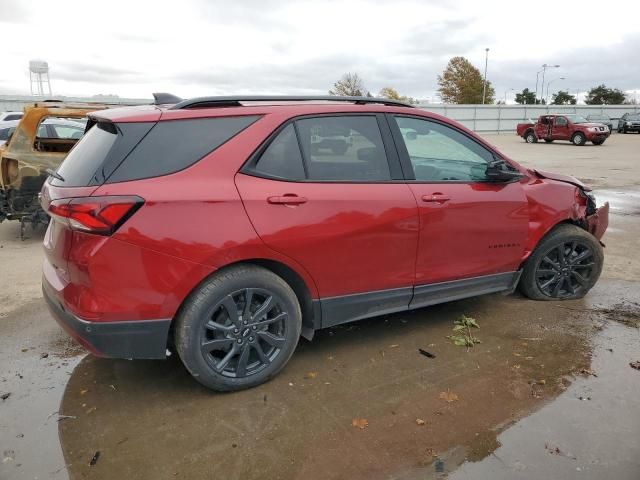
[586,202,609,241]
[42,280,171,360]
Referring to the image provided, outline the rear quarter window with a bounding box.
[107,116,260,183]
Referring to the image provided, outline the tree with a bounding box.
[329,73,367,96]
[437,56,495,104]
[584,84,626,105]
[515,88,537,105]
[551,90,577,105]
[378,87,418,104]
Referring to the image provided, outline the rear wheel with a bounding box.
[524,131,537,143]
[520,224,603,301]
[572,132,586,146]
[175,265,302,391]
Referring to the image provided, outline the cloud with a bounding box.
[53,62,146,85]
[0,0,29,23]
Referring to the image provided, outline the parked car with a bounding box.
[617,113,640,133]
[586,114,613,132]
[516,114,610,146]
[0,120,19,147]
[41,95,609,391]
[0,111,23,122]
[0,101,115,227]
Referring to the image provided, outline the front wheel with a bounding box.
[519,224,603,301]
[175,265,302,391]
[572,133,586,146]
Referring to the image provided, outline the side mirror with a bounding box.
[486,159,523,182]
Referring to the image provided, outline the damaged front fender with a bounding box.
[586,202,609,241]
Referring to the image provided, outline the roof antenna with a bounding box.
[152,93,183,105]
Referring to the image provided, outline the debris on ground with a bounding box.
[439,389,459,403]
[545,443,577,459]
[89,451,100,466]
[351,418,369,429]
[416,418,426,426]
[418,348,436,359]
[425,447,438,457]
[304,371,318,379]
[40,352,48,359]
[630,361,640,370]
[447,315,481,347]
[47,411,77,422]
[1,392,10,401]
[579,368,598,377]
[597,302,640,328]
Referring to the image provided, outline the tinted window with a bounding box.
[254,124,305,180]
[0,127,15,141]
[394,116,493,182]
[555,117,568,126]
[4,114,22,121]
[295,116,391,181]
[108,116,259,183]
[51,124,84,139]
[53,122,120,186]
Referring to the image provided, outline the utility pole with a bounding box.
[539,64,560,104]
[482,48,489,104]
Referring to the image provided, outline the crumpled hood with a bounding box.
[532,169,591,191]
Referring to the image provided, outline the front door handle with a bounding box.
[421,193,451,204]
[267,194,308,205]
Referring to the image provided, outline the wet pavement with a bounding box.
[1,134,640,479]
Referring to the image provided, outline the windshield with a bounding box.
[565,114,589,124]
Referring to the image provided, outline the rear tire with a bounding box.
[572,132,586,146]
[524,131,537,143]
[175,265,302,391]
[519,224,603,301]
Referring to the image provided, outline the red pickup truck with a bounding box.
[516,114,610,146]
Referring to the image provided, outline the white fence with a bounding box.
[415,104,640,134]
[2,95,639,134]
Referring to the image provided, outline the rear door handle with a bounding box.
[267,194,308,205]
[421,194,451,204]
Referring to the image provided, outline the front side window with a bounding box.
[555,117,568,126]
[393,116,493,182]
[295,116,391,181]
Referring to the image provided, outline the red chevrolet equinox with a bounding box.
[41,95,609,391]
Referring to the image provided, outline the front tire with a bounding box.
[572,132,586,146]
[175,265,302,391]
[519,224,603,301]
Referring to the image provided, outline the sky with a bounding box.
[1,0,639,103]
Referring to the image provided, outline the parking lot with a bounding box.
[1,132,639,480]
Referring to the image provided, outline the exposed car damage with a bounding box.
[0,101,124,232]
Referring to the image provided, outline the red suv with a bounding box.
[41,95,609,391]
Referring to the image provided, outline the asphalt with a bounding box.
[1,133,639,480]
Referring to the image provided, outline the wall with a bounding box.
[0,95,149,113]
[414,104,640,133]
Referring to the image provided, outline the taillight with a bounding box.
[47,196,144,235]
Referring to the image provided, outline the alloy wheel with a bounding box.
[200,288,288,378]
[535,241,595,298]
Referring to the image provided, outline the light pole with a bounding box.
[482,48,489,104]
[504,88,514,104]
[546,77,566,104]
[539,64,560,104]
[535,68,545,103]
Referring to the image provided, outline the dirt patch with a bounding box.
[596,301,640,328]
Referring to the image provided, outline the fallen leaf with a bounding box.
[538,379,546,385]
[89,451,100,466]
[513,353,521,357]
[630,361,640,370]
[389,344,399,348]
[425,447,438,457]
[86,407,96,414]
[1,392,10,401]
[21,348,28,353]
[80,389,89,395]
[512,364,521,370]
[439,390,459,403]
[415,418,426,426]
[352,418,369,429]
[304,371,318,379]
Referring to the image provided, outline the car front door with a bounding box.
[387,114,529,307]
[552,116,570,140]
[235,114,420,327]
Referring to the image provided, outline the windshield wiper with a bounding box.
[45,168,65,182]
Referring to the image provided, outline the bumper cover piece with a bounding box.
[43,283,171,359]
[586,202,609,241]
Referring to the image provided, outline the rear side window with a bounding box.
[3,114,22,121]
[253,124,306,180]
[108,116,260,183]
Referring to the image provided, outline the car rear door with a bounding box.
[387,114,529,306]
[235,114,420,327]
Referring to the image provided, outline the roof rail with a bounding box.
[169,95,415,110]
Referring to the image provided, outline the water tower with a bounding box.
[29,60,52,96]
